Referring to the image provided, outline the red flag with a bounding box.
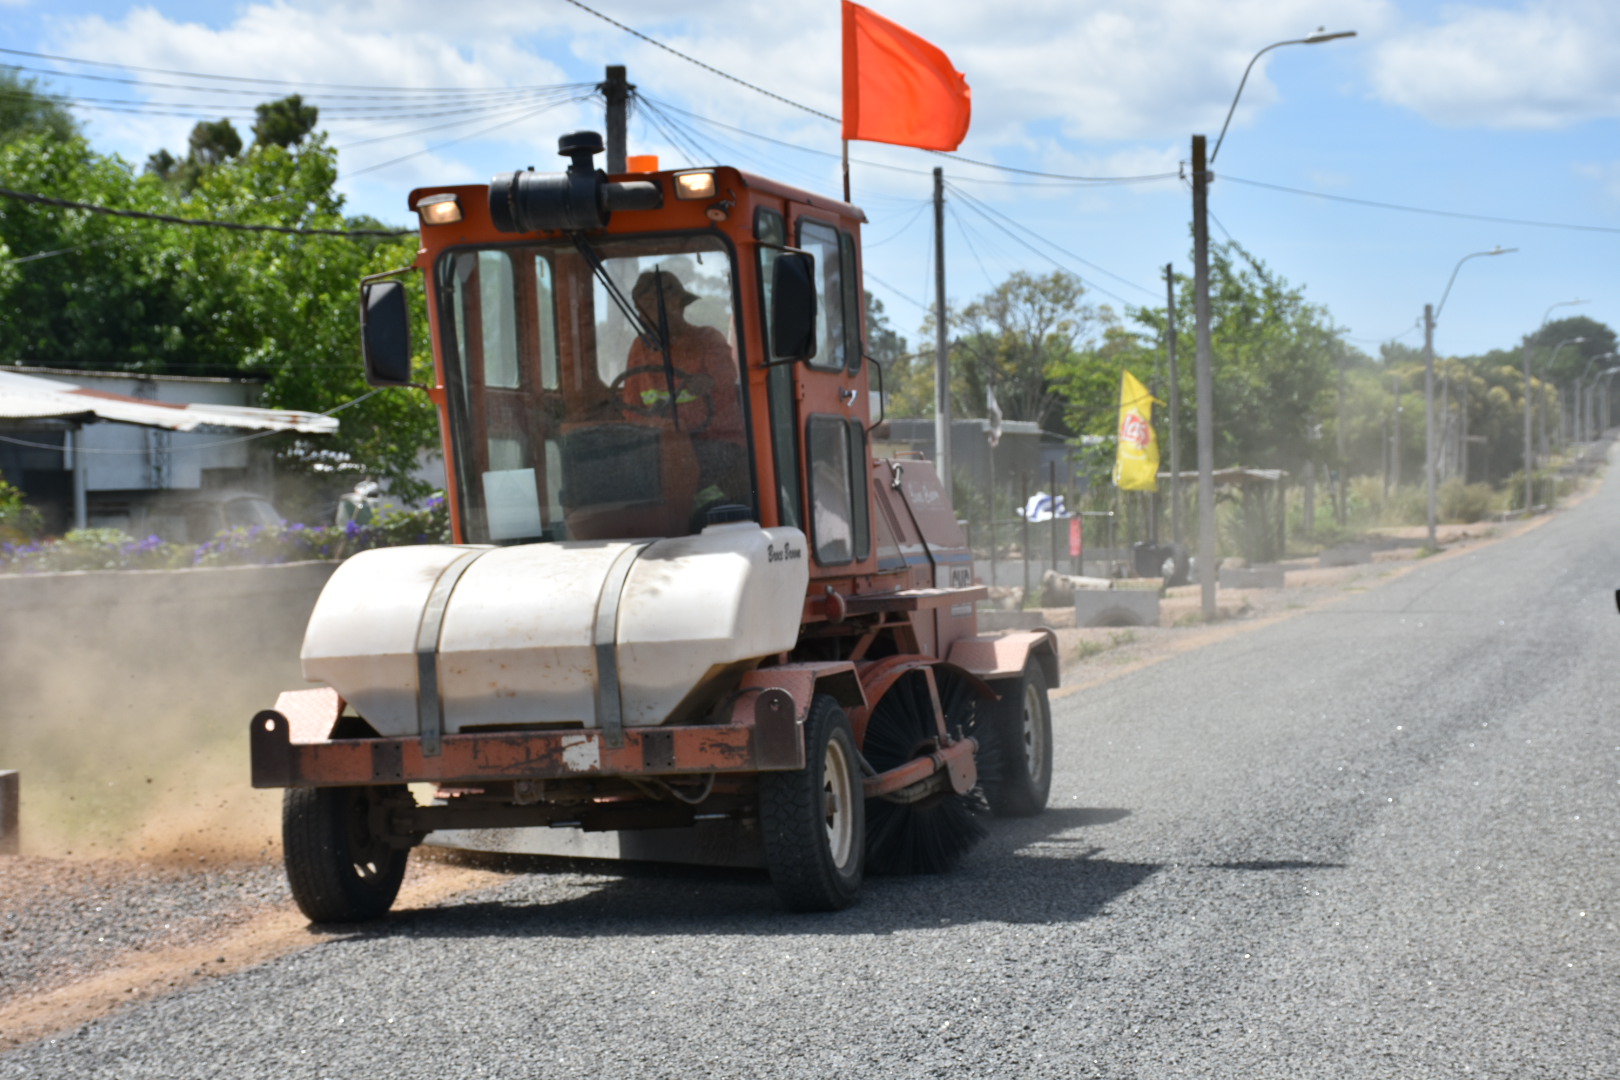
[842,2,971,151]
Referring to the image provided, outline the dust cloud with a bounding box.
[0,563,332,864]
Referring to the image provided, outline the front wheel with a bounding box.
[758,695,865,912]
[983,660,1053,817]
[283,785,410,923]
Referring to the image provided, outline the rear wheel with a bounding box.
[983,659,1053,817]
[758,695,864,912]
[283,785,409,923]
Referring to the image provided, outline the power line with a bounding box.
[862,270,930,314]
[861,200,934,249]
[569,11,1178,185]
[945,191,1134,308]
[946,204,998,291]
[339,95,592,179]
[0,46,565,95]
[0,69,590,111]
[0,186,413,238]
[1221,173,1620,236]
[946,181,1156,300]
[559,0,838,123]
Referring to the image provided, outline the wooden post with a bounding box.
[0,771,17,855]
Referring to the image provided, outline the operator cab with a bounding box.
[363,131,874,576]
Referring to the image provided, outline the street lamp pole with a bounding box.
[1194,27,1355,619]
[1423,247,1514,548]
[1521,300,1586,511]
[1576,351,1615,440]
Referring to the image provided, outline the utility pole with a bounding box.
[1192,135,1216,619]
[1423,302,1437,548]
[601,65,631,173]
[1165,263,1182,551]
[933,167,951,490]
[1336,351,1348,524]
[1392,370,1402,492]
[1521,340,1535,511]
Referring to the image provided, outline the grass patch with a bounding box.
[1073,629,1138,662]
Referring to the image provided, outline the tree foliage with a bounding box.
[953,270,1093,431]
[253,94,320,149]
[0,104,436,494]
[0,69,79,145]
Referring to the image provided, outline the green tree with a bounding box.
[188,118,242,166]
[952,270,1092,430]
[0,69,78,144]
[0,125,436,494]
[253,94,320,149]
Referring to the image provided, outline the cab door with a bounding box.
[788,211,873,584]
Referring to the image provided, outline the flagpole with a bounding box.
[843,140,851,202]
[933,166,951,491]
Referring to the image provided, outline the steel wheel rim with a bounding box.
[346,792,387,881]
[1021,681,1047,783]
[822,737,855,868]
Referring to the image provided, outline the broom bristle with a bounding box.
[865,788,989,875]
[862,669,989,875]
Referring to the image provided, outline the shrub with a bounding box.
[1437,478,1496,523]
[0,495,451,574]
[0,471,42,543]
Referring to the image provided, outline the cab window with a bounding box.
[757,208,802,529]
[797,219,847,373]
[807,414,871,565]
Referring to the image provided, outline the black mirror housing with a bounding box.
[771,252,817,362]
[361,279,413,387]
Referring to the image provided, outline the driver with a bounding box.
[620,269,748,507]
[621,270,743,435]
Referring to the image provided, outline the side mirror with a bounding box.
[360,279,413,387]
[771,252,817,362]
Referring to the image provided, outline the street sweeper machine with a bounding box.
[250,131,1057,921]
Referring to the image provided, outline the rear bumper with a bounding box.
[250,687,807,789]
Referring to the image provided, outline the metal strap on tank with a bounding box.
[415,548,490,757]
[592,543,646,751]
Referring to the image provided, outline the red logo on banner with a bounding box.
[1120,410,1150,449]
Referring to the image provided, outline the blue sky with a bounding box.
[2,0,1616,360]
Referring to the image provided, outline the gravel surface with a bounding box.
[0,858,288,1006]
[4,474,1618,1077]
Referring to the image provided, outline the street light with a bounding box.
[1194,27,1356,619]
[1423,247,1515,548]
[1576,351,1616,440]
[1534,336,1584,454]
[1597,366,1620,434]
[1521,300,1586,511]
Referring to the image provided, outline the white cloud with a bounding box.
[1574,160,1620,203]
[1371,1,1620,129]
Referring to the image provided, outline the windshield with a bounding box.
[434,234,748,544]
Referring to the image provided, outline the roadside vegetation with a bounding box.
[0,500,448,574]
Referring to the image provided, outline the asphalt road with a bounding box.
[7,477,1619,1078]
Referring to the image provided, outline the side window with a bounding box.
[757,208,802,530]
[839,231,861,375]
[808,414,853,564]
[807,416,871,565]
[797,219,845,372]
[846,417,870,561]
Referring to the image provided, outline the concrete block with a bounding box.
[0,771,16,855]
[1074,589,1160,628]
[1318,543,1373,568]
[1220,565,1286,589]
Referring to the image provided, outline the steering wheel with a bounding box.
[608,365,715,432]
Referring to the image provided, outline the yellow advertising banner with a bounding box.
[1113,370,1160,491]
